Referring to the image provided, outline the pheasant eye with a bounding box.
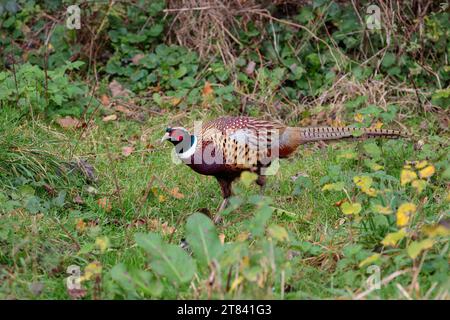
[177,135,183,141]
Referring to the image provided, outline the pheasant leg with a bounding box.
[213,198,229,224]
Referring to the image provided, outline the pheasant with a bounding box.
[161,116,406,222]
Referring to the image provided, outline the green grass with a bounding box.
[0,110,448,300]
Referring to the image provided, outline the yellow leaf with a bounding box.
[446,192,450,202]
[236,232,250,242]
[158,195,166,202]
[353,176,373,189]
[373,121,383,129]
[267,225,289,242]
[170,97,181,106]
[82,261,102,281]
[95,236,110,253]
[240,171,258,187]
[321,182,345,191]
[373,204,393,215]
[366,161,384,171]
[422,224,450,238]
[411,179,427,193]
[381,228,407,246]
[400,169,417,186]
[337,151,357,160]
[419,165,435,179]
[354,113,364,123]
[341,202,362,215]
[415,160,428,169]
[407,239,434,259]
[359,253,381,268]
[229,276,243,292]
[396,203,417,227]
[362,187,378,197]
[76,219,86,233]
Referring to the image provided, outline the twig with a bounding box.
[354,268,411,300]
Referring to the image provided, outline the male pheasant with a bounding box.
[161,116,405,222]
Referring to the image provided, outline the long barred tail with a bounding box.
[297,126,407,144]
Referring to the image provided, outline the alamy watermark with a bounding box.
[66,5,81,30]
[366,4,382,30]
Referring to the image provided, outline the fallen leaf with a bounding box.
[114,105,133,115]
[122,146,134,157]
[56,116,81,129]
[202,81,214,97]
[75,219,86,233]
[73,195,84,205]
[131,53,145,65]
[95,236,110,253]
[170,187,184,199]
[245,61,256,75]
[100,94,110,106]
[102,114,118,122]
[171,97,181,106]
[396,202,416,227]
[29,282,44,296]
[67,288,86,299]
[97,197,112,212]
[109,80,130,97]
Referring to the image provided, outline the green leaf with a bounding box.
[185,213,223,267]
[135,232,196,284]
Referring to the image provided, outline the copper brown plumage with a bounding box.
[162,116,407,222]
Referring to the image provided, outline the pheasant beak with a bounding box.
[160,132,171,143]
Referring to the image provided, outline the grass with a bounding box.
[0,108,448,299]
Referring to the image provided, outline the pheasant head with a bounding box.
[161,127,197,158]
